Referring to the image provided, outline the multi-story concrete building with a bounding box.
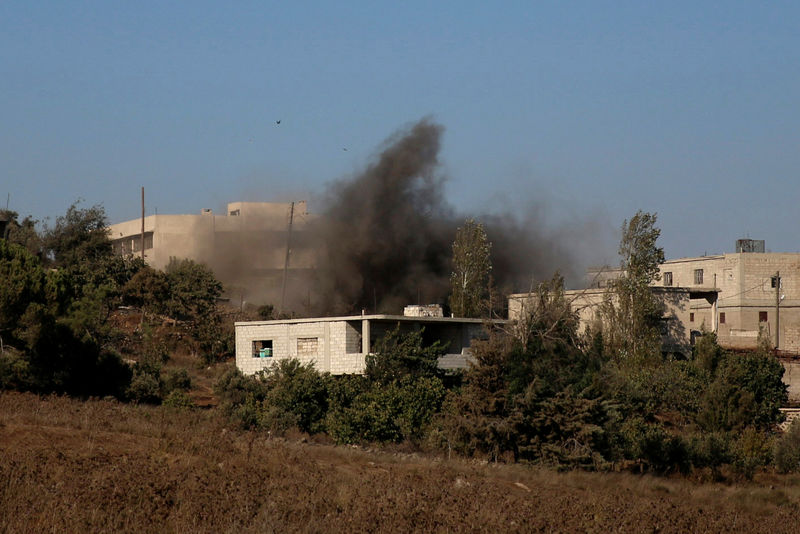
[107,201,315,307]
[584,240,800,353]
[656,247,800,353]
[235,306,500,375]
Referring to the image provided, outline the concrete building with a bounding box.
[507,286,692,356]
[107,201,315,307]
[656,248,800,353]
[235,308,499,375]
[583,240,800,353]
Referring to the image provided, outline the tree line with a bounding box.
[0,203,230,400]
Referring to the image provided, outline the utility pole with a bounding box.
[775,270,781,351]
[140,187,145,261]
[279,202,295,315]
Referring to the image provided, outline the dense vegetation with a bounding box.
[215,212,798,478]
[0,204,232,401]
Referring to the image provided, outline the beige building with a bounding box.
[235,308,499,375]
[584,240,800,353]
[656,250,800,353]
[107,201,316,307]
[508,287,692,357]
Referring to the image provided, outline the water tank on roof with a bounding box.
[735,239,765,253]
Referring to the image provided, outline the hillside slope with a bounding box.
[2,392,800,533]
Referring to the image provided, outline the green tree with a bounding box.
[603,210,666,360]
[449,218,492,318]
[364,326,445,385]
[42,202,112,268]
[0,209,42,258]
[164,258,223,320]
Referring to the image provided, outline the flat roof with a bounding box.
[235,314,506,327]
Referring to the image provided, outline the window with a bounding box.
[296,337,319,357]
[693,269,704,285]
[719,312,726,324]
[253,340,273,358]
[230,209,240,216]
[759,311,768,323]
[690,312,694,322]
[771,276,781,288]
[663,272,673,287]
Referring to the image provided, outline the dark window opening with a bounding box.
[719,312,726,324]
[771,276,781,288]
[663,272,673,287]
[253,340,273,358]
[690,313,695,322]
[694,269,704,285]
[759,311,768,322]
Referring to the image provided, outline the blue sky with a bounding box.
[2,1,799,265]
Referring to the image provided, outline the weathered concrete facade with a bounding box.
[235,314,494,375]
[508,287,692,356]
[107,201,315,306]
[657,252,800,352]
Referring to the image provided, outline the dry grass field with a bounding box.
[3,391,800,533]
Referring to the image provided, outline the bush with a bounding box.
[326,376,446,444]
[127,370,161,404]
[163,389,194,408]
[698,351,787,432]
[731,427,772,480]
[214,368,270,424]
[260,359,329,434]
[214,361,328,434]
[163,368,192,393]
[618,417,690,474]
[775,421,800,473]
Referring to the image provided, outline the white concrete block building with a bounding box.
[235,313,497,375]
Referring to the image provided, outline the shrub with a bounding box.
[365,327,445,385]
[774,420,800,473]
[260,359,329,434]
[127,370,161,404]
[163,368,192,393]
[698,350,787,432]
[326,376,446,444]
[730,427,772,480]
[163,389,194,408]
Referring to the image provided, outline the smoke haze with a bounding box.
[307,117,603,316]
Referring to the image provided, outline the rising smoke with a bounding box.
[307,117,594,316]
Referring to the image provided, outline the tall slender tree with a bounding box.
[603,210,666,359]
[449,218,492,318]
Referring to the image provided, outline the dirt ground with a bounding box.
[2,392,800,533]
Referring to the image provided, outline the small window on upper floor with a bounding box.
[694,269,704,285]
[759,311,768,323]
[719,312,726,324]
[230,209,240,216]
[690,312,695,322]
[663,272,673,287]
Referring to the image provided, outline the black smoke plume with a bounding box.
[309,118,585,316]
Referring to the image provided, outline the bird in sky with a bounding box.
[276,120,281,125]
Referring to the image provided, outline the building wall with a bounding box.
[658,253,800,352]
[108,201,316,306]
[235,317,492,375]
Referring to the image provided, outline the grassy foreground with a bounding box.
[2,392,800,533]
